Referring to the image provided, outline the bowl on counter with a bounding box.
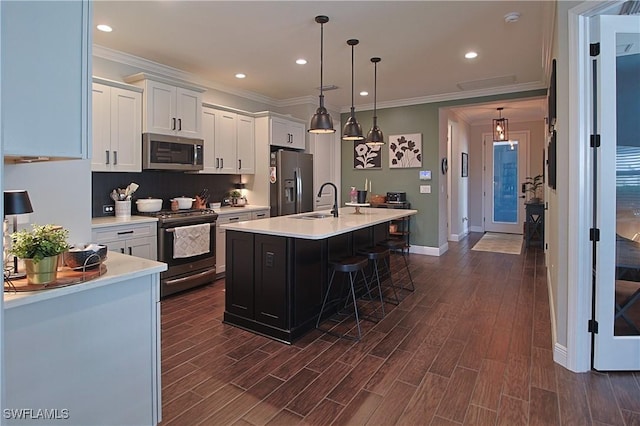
[209,202,221,209]
[63,244,107,269]
[136,198,163,212]
[370,194,387,204]
[173,197,195,209]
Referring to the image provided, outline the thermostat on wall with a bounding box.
[419,170,432,180]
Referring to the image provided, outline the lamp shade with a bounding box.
[234,183,246,189]
[4,190,33,216]
[342,39,364,141]
[366,57,384,146]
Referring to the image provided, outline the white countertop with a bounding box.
[4,251,167,309]
[91,215,158,228]
[221,207,417,240]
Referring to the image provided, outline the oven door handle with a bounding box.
[164,222,215,233]
[164,268,217,287]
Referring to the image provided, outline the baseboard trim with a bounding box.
[409,244,447,256]
[470,225,484,233]
[554,342,569,367]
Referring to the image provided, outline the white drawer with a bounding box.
[92,222,157,243]
[217,212,252,224]
[251,210,270,220]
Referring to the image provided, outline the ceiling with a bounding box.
[93,1,556,125]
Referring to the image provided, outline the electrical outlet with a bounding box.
[103,205,115,215]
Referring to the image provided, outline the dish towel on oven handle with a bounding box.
[172,223,210,259]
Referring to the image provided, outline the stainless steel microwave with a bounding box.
[142,133,204,171]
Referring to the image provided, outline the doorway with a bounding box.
[483,131,529,234]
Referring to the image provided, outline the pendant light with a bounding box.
[493,107,509,141]
[366,57,384,145]
[308,15,335,134]
[342,39,364,140]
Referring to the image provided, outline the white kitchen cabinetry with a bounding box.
[4,253,163,426]
[215,207,268,276]
[307,133,341,211]
[201,105,255,174]
[271,116,306,150]
[3,0,91,159]
[92,79,142,172]
[92,221,157,261]
[124,73,205,138]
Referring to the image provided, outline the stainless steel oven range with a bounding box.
[140,208,218,298]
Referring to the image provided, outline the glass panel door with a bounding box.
[592,15,640,370]
[484,132,528,234]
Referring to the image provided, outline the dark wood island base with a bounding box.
[223,223,391,343]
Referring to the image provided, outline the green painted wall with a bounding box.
[340,89,546,249]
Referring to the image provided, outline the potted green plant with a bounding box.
[9,224,69,284]
[230,190,246,206]
[523,174,544,204]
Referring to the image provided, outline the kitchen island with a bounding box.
[3,252,166,425]
[221,206,417,343]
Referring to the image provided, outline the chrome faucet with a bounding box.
[317,182,339,218]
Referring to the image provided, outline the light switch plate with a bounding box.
[420,185,431,194]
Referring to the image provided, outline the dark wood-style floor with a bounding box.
[159,233,640,425]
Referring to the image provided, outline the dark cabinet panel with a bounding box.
[225,231,254,317]
[254,235,288,329]
[291,239,326,327]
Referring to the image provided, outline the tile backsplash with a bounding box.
[92,171,240,217]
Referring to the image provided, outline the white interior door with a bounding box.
[483,131,528,234]
[592,15,640,371]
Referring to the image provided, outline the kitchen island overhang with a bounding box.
[221,207,417,343]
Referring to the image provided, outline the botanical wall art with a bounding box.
[389,133,422,168]
[354,141,382,169]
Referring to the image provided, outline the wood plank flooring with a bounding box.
[159,232,640,425]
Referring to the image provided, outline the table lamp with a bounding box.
[4,190,34,278]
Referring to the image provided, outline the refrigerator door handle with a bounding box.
[295,167,302,213]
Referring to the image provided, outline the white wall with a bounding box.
[4,160,92,244]
[448,114,470,240]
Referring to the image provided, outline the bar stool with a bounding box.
[357,245,398,306]
[316,256,383,340]
[378,238,415,293]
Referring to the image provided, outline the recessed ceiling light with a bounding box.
[296,59,307,65]
[504,12,520,23]
[235,73,246,79]
[96,24,112,32]
[465,51,478,59]
[359,91,368,96]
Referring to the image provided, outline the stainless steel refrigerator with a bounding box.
[269,149,314,217]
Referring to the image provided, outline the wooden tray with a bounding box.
[4,264,107,292]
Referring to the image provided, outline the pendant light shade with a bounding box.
[493,107,509,141]
[309,15,335,134]
[342,39,364,141]
[366,57,384,146]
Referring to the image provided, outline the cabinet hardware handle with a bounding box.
[117,230,134,235]
[105,150,110,165]
[178,118,182,131]
[238,159,242,170]
[113,151,118,165]
[128,247,132,255]
[215,158,219,168]
[221,158,224,168]
[256,214,265,217]
[229,217,239,221]
[120,248,125,254]
[172,118,176,130]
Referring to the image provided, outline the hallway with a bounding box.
[159,232,640,425]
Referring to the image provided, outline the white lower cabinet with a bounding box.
[91,221,157,261]
[216,208,269,276]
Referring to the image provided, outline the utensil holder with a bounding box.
[115,200,131,218]
[357,190,368,204]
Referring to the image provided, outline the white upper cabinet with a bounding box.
[2,0,91,159]
[91,80,142,172]
[201,105,255,175]
[270,116,306,150]
[124,73,205,138]
[237,115,255,174]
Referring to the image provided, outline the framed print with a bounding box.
[389,133,422,168]
[354,141,381,169]
[461,152,469,177]
[547,58,557,133]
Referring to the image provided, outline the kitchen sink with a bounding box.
[295,213,333,219]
